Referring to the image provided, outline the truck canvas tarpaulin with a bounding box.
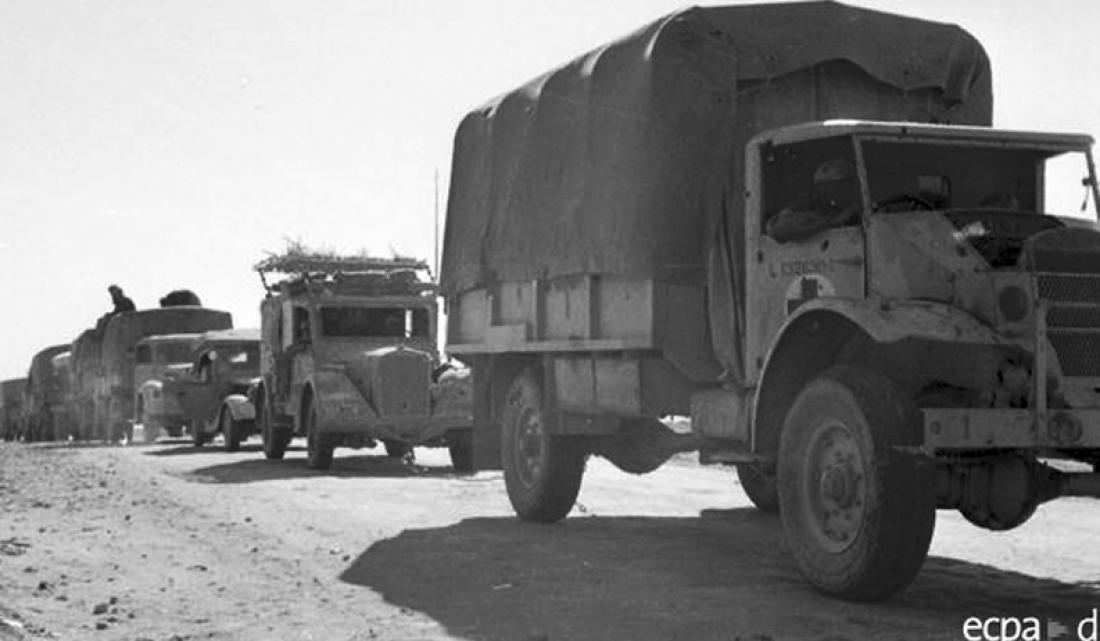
[441,1,992,383]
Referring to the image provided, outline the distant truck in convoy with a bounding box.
[23,344,73,441]
[167,328,261,451]
[1,378,27,441]
[132,333,205,442]
[72,307,233,442]
[441,2,1100,600]
[251,253,472,470]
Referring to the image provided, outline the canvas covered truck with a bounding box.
[251,253,472,470]
[23,344,73,441]
[91,308,232,442]
[441,2,1100,600]
[167,328,261,451]
[132,333,205,442]
[1,378,27,441]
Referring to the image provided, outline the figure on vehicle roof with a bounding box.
[107,284,135,315]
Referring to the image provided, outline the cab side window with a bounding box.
[292,307,312,345]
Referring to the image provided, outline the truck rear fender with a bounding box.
[752,299,1004,457]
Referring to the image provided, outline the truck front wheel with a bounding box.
[448,429,474,473]
[258,393,290,461]
[501,370,586,523]
[304,397,336,470]
[777,366,934,601]
[221,408,242,453]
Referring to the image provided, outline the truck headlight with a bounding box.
[998,285,1029,323]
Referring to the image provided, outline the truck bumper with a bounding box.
[923,408,1100,450]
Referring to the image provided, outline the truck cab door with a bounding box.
[744,138,867,381]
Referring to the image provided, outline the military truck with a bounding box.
[441,3,1100,600]
[251,253,472,470]
[0,378,27,441]
[70,327,104,441]
[132,333,204,442]
[91,308,232,442]
[167,328,261,451]
[23,344,72,441]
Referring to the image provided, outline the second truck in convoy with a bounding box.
[251,253,473,470]
[441,2,1100,599]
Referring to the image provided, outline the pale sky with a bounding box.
[2,0,1099,379]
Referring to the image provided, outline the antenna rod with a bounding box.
[433,168,440,278]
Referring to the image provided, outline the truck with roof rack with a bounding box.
[441,2,1100,600]
[251,252,472,470]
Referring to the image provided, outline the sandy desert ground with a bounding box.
[1,437,1099,641]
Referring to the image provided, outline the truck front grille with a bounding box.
[1039,273,1100,376]
[373,352,430,417]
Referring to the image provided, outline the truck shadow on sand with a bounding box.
[341,510,1100,641]
[183,454,465,484]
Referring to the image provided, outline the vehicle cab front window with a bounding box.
[762,138,862,243]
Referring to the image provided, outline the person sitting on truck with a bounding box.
[107,285,136,315]
[766,157,860,242]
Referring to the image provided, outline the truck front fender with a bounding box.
[303,371,377,431]
[751,298,1003,458]
[780,297,1004,347]
[222,394,255,422]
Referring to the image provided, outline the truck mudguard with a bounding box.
[222,394,255,422]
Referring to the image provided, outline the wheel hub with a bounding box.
[806,423,866,552]
[515,407,544,487]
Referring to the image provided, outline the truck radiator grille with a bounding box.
[1039,273,1100,376]
[373,354,430,416]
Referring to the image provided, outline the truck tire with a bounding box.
[501,370,586,523]
[383,439,411,459]
[778,365,935,601]
[448,429,474,473]
[221,408,242,453]
[191,421,209,447]
[258,396,289,461]
[736,463,779,514]
[304,397,336,470]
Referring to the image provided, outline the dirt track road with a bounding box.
[2,439,1099,641]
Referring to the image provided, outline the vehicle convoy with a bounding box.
[251,252,472,470]
[72,308,233,442]
[0,378,27,441]
[23,344,73,441]
[441,2,1100,600]
[166,328,261,451]
[132,333,204,442]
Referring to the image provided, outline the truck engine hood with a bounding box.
[943,210,1070,269]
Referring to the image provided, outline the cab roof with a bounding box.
[756,120,1094,152]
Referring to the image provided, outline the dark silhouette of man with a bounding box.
[766,157,860,242]
[108,285,136,315]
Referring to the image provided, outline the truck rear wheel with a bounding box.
[501,370,586,523]
[777,365,934,601]
[304,397,336,470]
[736,463,779,513]
[383,439,411,459]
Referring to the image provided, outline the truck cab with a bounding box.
[132,333,203,441]
[252,255,472,470]
[166,328,261,450]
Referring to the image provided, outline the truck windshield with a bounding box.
[153,341,195,364]
[222,345,260,371]
[861,141,1098,220]
[319,307,431,338]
